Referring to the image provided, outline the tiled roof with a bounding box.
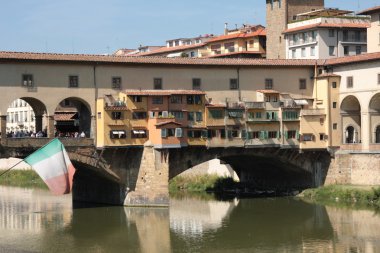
[207,28,266,43]
[155,121,182,127]
[357,6,380,15]
[123,89,206,96]
[136,43,206,56]
[204,51,265,58]
[256,89,280,94]
[283,23,369,33]
[54,113,76,121]
[325,52,380,66]
[0,51,321,66]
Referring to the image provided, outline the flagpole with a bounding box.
[0,159,25,177]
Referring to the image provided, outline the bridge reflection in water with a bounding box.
[1,186,380,252]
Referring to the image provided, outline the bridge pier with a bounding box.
[0,115,6,145]
[46,115,55,138]
[124,143,169,206]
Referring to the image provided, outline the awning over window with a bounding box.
[112,131,125,135]
[133,130,146,134]
[294,99,308,105]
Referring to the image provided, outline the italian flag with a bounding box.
[25,138,76,195]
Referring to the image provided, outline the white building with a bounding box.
[284,9,370,59]
[6,99,35,135]
[357,6,380,53]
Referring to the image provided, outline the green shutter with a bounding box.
[284,131,288,139]
[161,129,167,138]
[296,130,300,140]
[241,130,247,140]
[202,130,208,138]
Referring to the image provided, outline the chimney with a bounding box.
[224,23,228,35]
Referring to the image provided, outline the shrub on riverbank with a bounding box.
[0,170,47,189]
[300,185,380,208]
[169,174,237,193]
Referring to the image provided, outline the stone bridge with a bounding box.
[0,138,333,206]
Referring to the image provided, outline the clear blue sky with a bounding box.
[1,0,380,54]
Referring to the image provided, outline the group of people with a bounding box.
[55,131,86,138]
[4,130,86,138]
[6,130,46,138]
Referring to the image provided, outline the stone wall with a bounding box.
[325,152,380,185]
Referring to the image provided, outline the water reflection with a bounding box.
[1,186,380,252]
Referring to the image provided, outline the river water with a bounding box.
[0,186,379,253]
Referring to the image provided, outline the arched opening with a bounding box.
[340,96,361,144]
[376,126,380,144]
[6,98,48,137]
[344,126,357,144]
[369,93,380,144]
[54,97,92,138]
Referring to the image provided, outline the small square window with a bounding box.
[112,77,122,89]
[69,75,79,88]
[22,74,33,87]
[152,96,163,104]
[111,112,123,120]
[344,46,349,56]
[328,29,335,37]
[192,78,201,90]
[329,46,335,56]
[355,46,362,55]
[347,76,353,88]
[332,82,337,88]
[333,123,337,130]
[319,133,324,141]
[230,78,238,90]
[154,78,162,89]
[299,79,306,90]
[265,79,273,89]
[333,102,337,108]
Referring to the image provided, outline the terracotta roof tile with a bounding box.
[155,121,182,127]
[256,89,280,94]
[207,28,266,43]
[136,43,206,56]
[284,22,369,34]
[204,51,265,58]
[0,51,322,66]
[325,52,380,66]
[54,113,76,121]
[123,89,206,96]
[357,6,380,15]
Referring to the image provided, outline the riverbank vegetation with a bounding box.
[300,185,380,209]
[0,170,47,189]
[169,175,239,193]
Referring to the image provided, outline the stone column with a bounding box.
[124,142,169,207]
[361,111,370,151]
[46,115,55,138]
[34,115,43,133]
[90,115,96,139]
[0,115,7,145]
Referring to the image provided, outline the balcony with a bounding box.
[301,109,325,116]
[104,101,128,111]
[280,100,301,108]
[227,101,245,109]
[245,102,266,109]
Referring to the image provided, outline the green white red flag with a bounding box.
[24,138,76,195]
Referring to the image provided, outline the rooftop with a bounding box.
[123,89,206,96]
[296,8,354,18]
[284,22,369,34]
[357,6,380,15]
[0,51,321,67]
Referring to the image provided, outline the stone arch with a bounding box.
[169,147,330,189]
[340,95,361,144]
[369,93,380,143]
[5,97,48,136]
[54,97,92,138]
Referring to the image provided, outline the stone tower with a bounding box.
[266,0,324,59]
